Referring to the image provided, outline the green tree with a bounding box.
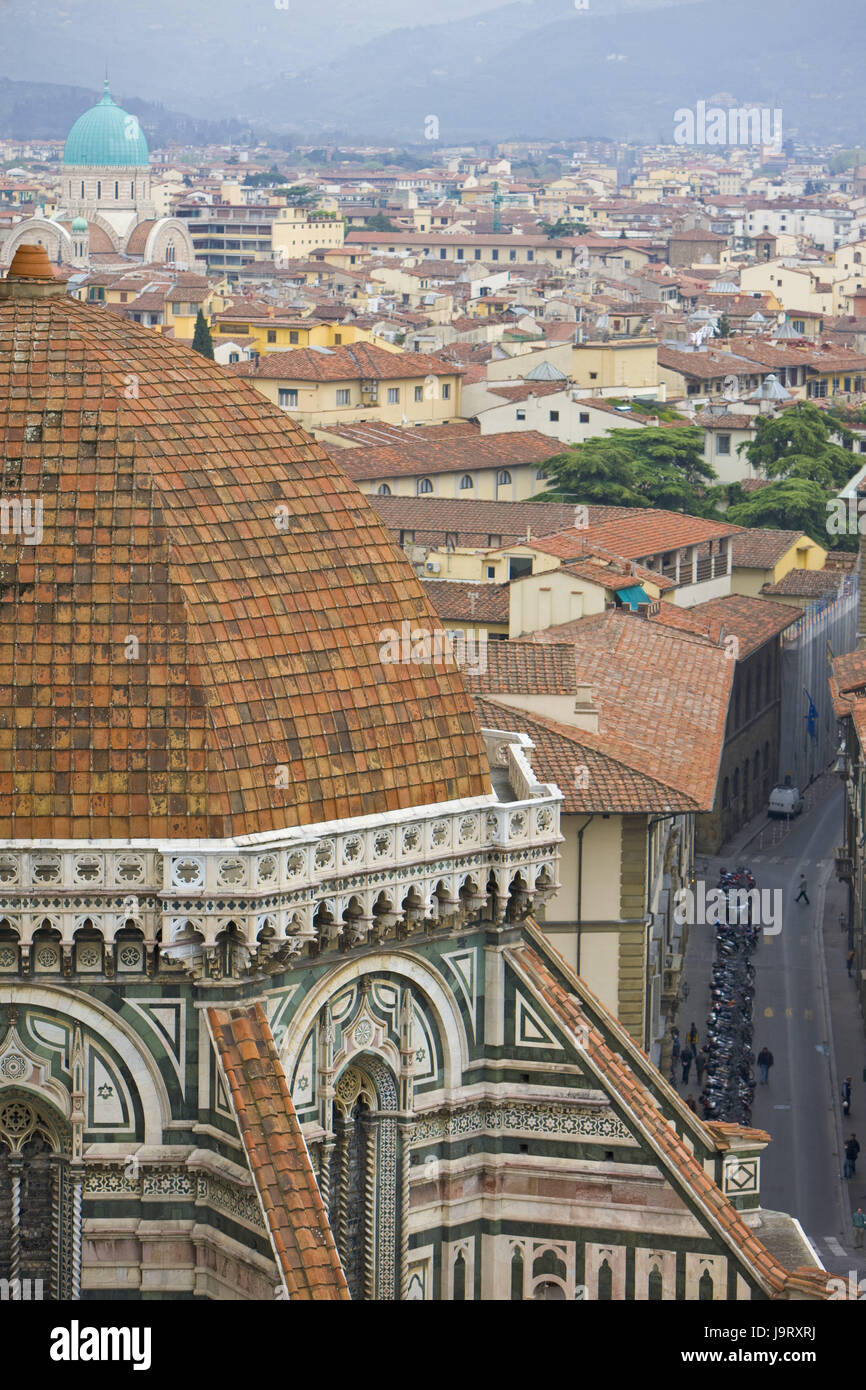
[366,212,398,231]
[829,148,865,174]
[534,437,647,507]
[534,426,716,512]
[539,217,587,239]
[192,310,214,360]
[726,478,831,544]
[275,184,317,207]
[715,312,731,339]
[741,401,857,490]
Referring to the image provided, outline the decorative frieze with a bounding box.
[409,1101,631,1146]
[83,1165,264,1232]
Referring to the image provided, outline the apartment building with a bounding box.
[227,342,462,429]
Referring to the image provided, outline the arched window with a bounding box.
[648,1265,664,1300]
[453,1250,466,1301]
[328,1058,401,1301]
[0,1095,78,1298]
[459,474,474,489]
[417,478,433,495]
[699,1268,715,1300]
[532,1247,568,1299]
[130,181,134,199]
[114,181,119,199]
[511,1247,524,1300]
[96,181,101,199]
[597,1258,613,1301]
[377,483,391,495]
[496,469,512,486]
[733,768,740,800]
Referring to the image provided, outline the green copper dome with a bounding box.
[63,81,149,168]
[70,216,88,232]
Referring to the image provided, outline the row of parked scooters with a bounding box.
[700,866,758,1125]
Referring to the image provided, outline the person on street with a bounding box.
[854,1208,866,1249]
[844,1134,861,1178]
[843,1077,852,1117]
[795,874,809,905]
[695,1046,708,1086]
[680,1044,693,1085]
[847,948,855,978]
[757,1046,774,1085]
[686,1095,697,1113]
[671,1028,680,1063]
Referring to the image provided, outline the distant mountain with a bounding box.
[234,0,866,145]
[0,0,711,119]
[0,77,260,147]
[1,0,860,148]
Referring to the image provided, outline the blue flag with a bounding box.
[804,688,818,739]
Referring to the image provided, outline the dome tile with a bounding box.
[0,294,488,839]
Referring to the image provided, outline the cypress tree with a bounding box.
[192,309,215,360]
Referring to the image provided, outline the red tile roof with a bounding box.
[0,289,488,839]
[730,529,815,570]
[464,639,579,696]
[658,345,765,381]
[229,343,461,383]
[662,594,803,658]
[208,1005,350,1301]
[421,580,509,623]
[527,610,733,807]
[761,568,841,598]
[474,694,701,812]
[367,496,635,550]
[559,552,676,593]
[336,428,556,482]
[533,511,741,562]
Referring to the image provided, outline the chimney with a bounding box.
[572,683,599,733]
[0,243,66,301]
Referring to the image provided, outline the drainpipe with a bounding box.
[575,816,594,975]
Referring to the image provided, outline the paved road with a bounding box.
[681,782,862,1279]
[748,790,842,1246]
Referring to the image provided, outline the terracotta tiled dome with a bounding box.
[7,243,55,280]
[0,293,488,839]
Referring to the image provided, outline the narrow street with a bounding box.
[679,779,866,1283]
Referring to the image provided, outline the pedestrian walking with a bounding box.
[795,874,809,905]
[757,1046,774,1085]
[843,1077,852,1118]
[671,1028,680,1064]
[686,1094,698,1114]
[844,1134,861,1179]
[854,1208,866,1249]
[686,1021,699,1049]
[847,949,856,978]
[695,1046,708,1085]
[680,1044,693,1085]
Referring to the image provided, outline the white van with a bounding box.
[768,785,804,819]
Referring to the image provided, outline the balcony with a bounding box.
[834,847,854,881]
